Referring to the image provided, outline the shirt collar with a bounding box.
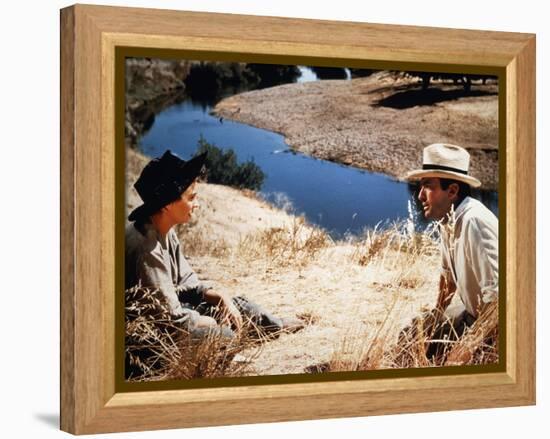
[453,196,472,221]
[136,220,169,249]
[438,196,472,235]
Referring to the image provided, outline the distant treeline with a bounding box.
[184,62,301,104]
[309,67,376,79]
[402,71,498,92]
[183,62,378,103]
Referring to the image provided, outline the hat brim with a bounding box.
[127,203,155,223]
[405,169,481,188]
[127,152,208,222]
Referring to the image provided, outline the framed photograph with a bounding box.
[60,4,535,434]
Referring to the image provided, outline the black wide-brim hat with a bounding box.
[128,150,207,222]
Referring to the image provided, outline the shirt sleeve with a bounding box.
[439,233,452,277]
[171,232,210,297]
[464,217,499,305]
[137,248,185,317]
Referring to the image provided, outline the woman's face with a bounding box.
[164,182,198,225]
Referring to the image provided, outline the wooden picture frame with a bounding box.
[60,4,535,434]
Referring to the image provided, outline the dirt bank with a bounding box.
[126,148,442,376]
[213,72,499,190]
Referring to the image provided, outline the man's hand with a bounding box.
[436,273,456,314]
[399,308,440,344]
[444,301,498,366]
[445,345,473,365]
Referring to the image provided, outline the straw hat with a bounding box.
[405,143,481,188]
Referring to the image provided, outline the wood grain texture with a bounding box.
[60,4,536,434]
[101,25,117,409]
[82,4,528,66]
[512,36,536,400]
[75,5,103,430]
[505,57,518,382]
[60,6,75,434]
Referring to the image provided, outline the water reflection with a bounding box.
[137,62,499,237]
[140,98,498,238]
[182,63,301,109]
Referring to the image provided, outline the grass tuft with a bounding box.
[125,285,261,381]
[238,216,331,268]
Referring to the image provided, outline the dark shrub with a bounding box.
[184,62,258,105]
[310,66,348,80]
[349,68,376,78]
[246,64,301,88]
[195,136,265,191]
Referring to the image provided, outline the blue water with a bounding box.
[139,69,498,237]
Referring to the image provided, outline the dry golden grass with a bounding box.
[348,219,439,267]
[176,220,231,258]
[126,212,497,379]
[126,150,497,377]
[325,216,498,372]
[125,285,262,381]
[326,302,498,372]
[237,216,331,268]
[444,301,499,366]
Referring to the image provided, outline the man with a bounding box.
[125,150,303,339]
[403,143,498,364]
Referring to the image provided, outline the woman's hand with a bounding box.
[203,289,243,331]
[219,296,244,332]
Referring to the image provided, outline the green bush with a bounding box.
[195,136,265,191]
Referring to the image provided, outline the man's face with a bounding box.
[417,177,457,220]
[164,182,198,225]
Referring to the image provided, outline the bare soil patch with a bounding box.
[213,72,498,190]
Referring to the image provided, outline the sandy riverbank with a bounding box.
[213,72,499,190]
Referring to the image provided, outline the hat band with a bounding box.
[422,164,468,175]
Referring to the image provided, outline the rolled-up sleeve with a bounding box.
[138,249,185,316]
[465,218,499,305]
[440,240,451,276]
[171,232,210,297]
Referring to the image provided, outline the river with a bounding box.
[138,67,498,237]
